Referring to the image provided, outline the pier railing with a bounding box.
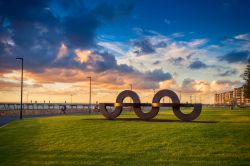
[0,103,96,111]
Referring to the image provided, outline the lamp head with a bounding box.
[16,57,23,60]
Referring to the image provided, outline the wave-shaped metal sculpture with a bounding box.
[100,89,202,121]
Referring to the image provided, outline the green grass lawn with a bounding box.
[0,108,250,166]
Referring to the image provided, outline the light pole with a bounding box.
[87,76,92,114]
[70,94,73,104]
[179,92,182,103]
[16,57,23,119]
[130,84,132,91]
[129,84,132,111]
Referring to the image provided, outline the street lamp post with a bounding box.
[16,57,23,119]
[87,76,92,114]
[129,84,133,111]
[179,92,182,103]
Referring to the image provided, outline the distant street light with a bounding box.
[87,76,92,114]
[179,92,182,103]
[16,57,23,119]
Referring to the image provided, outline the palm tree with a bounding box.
[244,57,250,98]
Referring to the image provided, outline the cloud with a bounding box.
[133,38,155,55]
[143,69,172,82]
[132,27,161,36]
[234,33,250,41]
[179,78,241,94]
[92,51,119,72]
[186,53,195,59]
[0,0,134,73]
[180,78,210,94]
[116,64,134,73]
[163,42,194,59]
[62,1,134,48]
[210,80,242,92]
[169,57,184,65]
[219,50,249,63]
[171,32,185,38]
[56,43,68,60]
[188,60,208,69]
[216,68,238,77]
[74,49,94,63]
[118,34,212,79]
[0,79,42,91]
[73,50,129,73]
[159,79,179,90]
[187,39,207,47]
[0,79,20,91]
[153,60,160,65]
[130,35,169,57]
[21,66,172,90]
[98,41,125,55]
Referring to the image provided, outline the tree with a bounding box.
[244,57,250,98]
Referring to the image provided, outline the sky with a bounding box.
[0,0,250,104]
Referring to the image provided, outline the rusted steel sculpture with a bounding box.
[100,89,202,121]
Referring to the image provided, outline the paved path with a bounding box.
[0,112,100,127]
[0,116,18,127]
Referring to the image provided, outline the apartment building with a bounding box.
[214,86,250,106]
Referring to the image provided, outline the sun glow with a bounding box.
[74,49,92,63]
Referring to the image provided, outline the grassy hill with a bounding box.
[0,108,249,165]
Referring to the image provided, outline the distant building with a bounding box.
[214,86,250,106]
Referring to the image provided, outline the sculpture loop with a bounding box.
[100,90,141,119]
[173,104,202,121]
[100,89,202,121]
